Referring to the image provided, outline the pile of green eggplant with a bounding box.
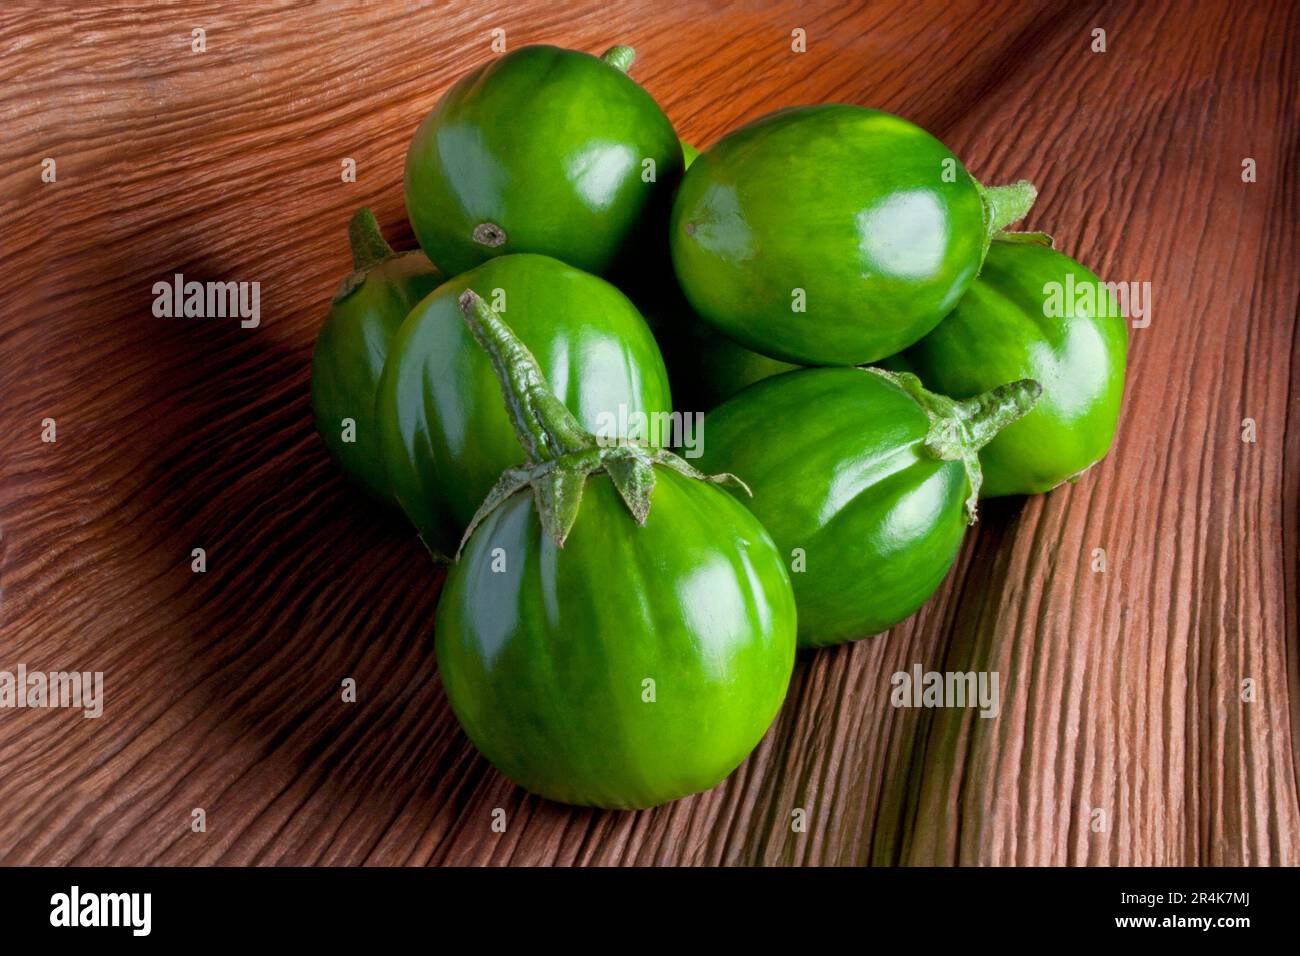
[310,44,1128,809]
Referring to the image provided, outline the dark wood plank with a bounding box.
[0,0,1295,865]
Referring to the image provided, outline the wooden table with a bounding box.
[1,0,1296,866]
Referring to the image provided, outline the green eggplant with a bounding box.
[639,139,800,411]
[670,104,1037,365]
[405,44,682,278]
[310,208,442,501]
[376,253,671,559]
[697,367,1040,647]
[885,237,1128,496]
[436,290,797,809]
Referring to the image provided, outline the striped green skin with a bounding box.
[310,252,441,502]
[405,45,682,278]
[891,241,1128,496]
[376,254,671,559]
[697,367,969,648]
[436,469,797,809]
[670,105,986,366]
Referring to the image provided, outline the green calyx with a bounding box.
[333,207,409,302]
[456,289,747,556]
[976,179,1037,265]
[865,367,1042,523]
[600,44,637,73]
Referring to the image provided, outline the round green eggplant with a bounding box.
[311,208,442,501]
[405,44,682,278]
[437,290,797,809]
[638,138,800,411]
[376,253,672,559]
[670,104,1037,365]
[887,237,1128,496]
[697,367,1040,647]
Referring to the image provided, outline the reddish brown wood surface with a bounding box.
[1,0,1297,865]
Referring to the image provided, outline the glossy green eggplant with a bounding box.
[437,291,797,809]
[376,253,671,559]
[670,104,1037,365]
[639,139,800,411]
[886,237,1128,496]
[405,44,682,278]
[697,367,1040,647]
[310,208,442,501]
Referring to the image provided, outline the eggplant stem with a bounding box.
[862,367,1041,523]
[600,44,636,72]
[348,207,396,272]
[457,289,594,464]
[456,288,754,551]
[960,379,1042,452]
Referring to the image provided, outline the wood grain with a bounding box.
[1,0,1297,865]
